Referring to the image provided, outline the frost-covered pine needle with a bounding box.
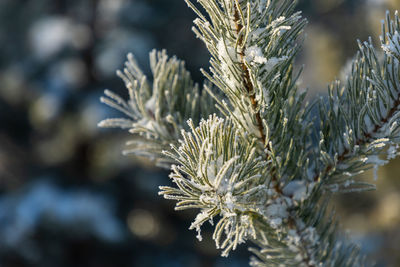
[99,1,400,266]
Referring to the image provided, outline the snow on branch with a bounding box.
[99,0,400,266]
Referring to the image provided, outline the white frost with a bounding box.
[233,108,262,138]
[217,39,238,89]
[264,198,291,228]
[190,210,210,241]
[283,180,308,202]
[382,31,400,57]
[387,144,399,160]
[269,16,292,36]
[269,218,282,228]
[366,155,388,181]
[245,45,267,65]
[366,155,388,166]
[206,155,224,185]
[224,192,236,211]
[265,204,289,218]
[263,56,288,73]
[303,226,319,247]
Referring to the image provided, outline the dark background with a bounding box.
[0,0,399,266]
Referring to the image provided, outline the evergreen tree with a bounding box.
[99,1,400,265]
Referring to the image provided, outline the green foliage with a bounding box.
[317,12,400,191]
[161,115,269,256]
[99,1,400,266]
[99,49,217,167]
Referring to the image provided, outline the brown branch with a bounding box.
[233,5,267,147]
[233,3,314,266]
[233,3,281,194]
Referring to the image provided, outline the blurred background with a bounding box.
[0,0,399,266]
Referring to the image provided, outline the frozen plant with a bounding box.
[99,1,400,266]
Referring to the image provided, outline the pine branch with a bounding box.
[233,1,267,146]
[158,2,361,264]
[315,11,400,192]
[98,49,218,167]
[98,1,400,266]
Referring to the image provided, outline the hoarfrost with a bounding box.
[268,15,292,36]
[382,31,400,57]
[217,39,238,89]
[233,108,262,138]
[263,56,288,73]
[387,144,399,160]
[366,155,388,181]
[303,227,319,246]
[265,203,289,218]
[245,45,267,65]
[225,192,236,211]
[217,39,237,61]
[287,229,301,247]
[269,218,282,228]
[206,155,224,185]
[190,210,210,241]
[272,25,292,36]
[264,198,290,228]
[283,180,308,201]
[366,155,388,166]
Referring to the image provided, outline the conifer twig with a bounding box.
[99,1,400,266]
